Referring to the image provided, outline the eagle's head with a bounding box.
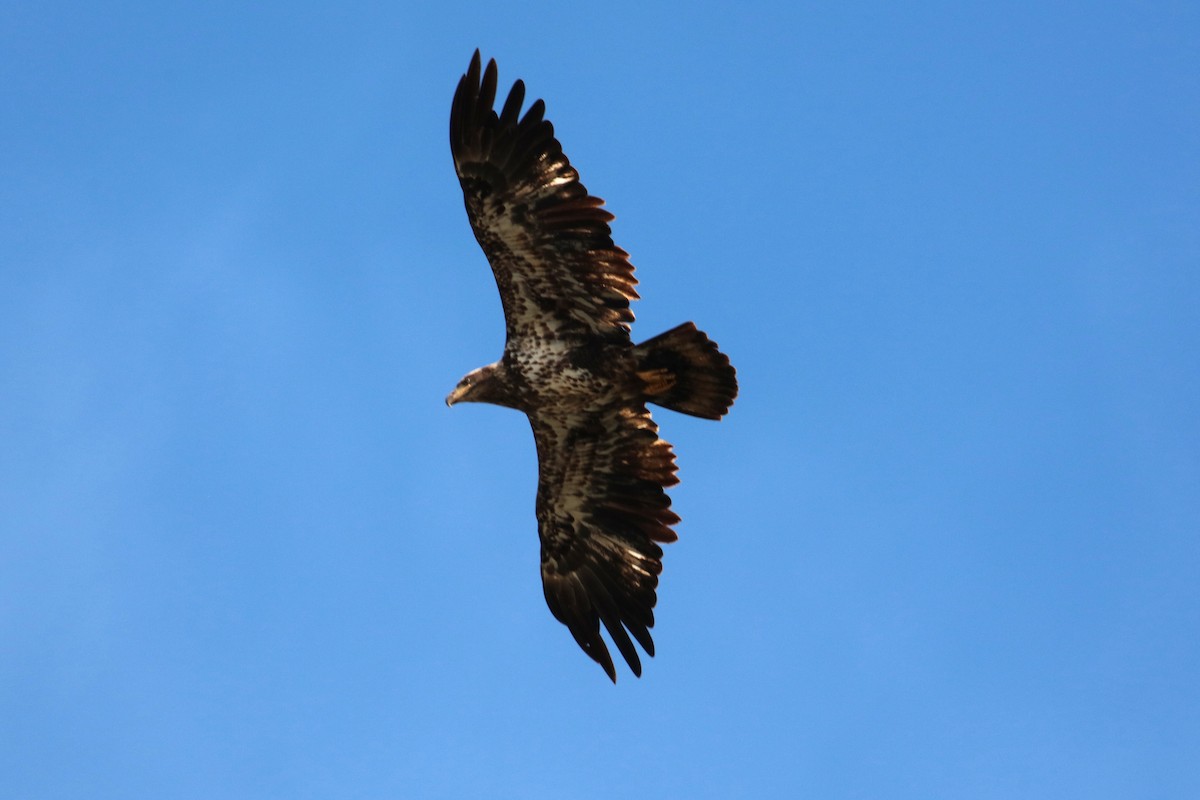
[445,362,520,410]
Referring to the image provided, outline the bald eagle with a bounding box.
[446,51,737,681]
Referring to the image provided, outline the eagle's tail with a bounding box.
[634,322,737,420]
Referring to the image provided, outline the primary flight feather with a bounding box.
[446,51,737,681]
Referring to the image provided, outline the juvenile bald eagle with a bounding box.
[446,51,737,682]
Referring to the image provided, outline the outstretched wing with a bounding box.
[449,50,637,344]
[530,403,680,681]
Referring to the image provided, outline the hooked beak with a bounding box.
[445,384,468,407]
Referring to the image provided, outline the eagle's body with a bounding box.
[446,52,737,681]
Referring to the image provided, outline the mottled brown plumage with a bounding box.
[446,51,737,681]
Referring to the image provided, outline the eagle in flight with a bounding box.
[446,51,737,681]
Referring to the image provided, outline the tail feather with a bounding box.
[633,322,737,420]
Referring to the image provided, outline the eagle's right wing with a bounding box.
[529,402,680,681]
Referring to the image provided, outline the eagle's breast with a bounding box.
[505,337,636,413]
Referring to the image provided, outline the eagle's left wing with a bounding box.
[529,403,680,681]
[449,51,638,344]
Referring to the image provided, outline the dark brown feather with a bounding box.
[450,51,637,343]
[532,404,677,682]
[635,322,738,420]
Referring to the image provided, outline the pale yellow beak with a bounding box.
[445,384,469,407]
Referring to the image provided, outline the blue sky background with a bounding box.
[2,2,1197,797]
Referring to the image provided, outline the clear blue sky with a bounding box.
[2,2,1197,797]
